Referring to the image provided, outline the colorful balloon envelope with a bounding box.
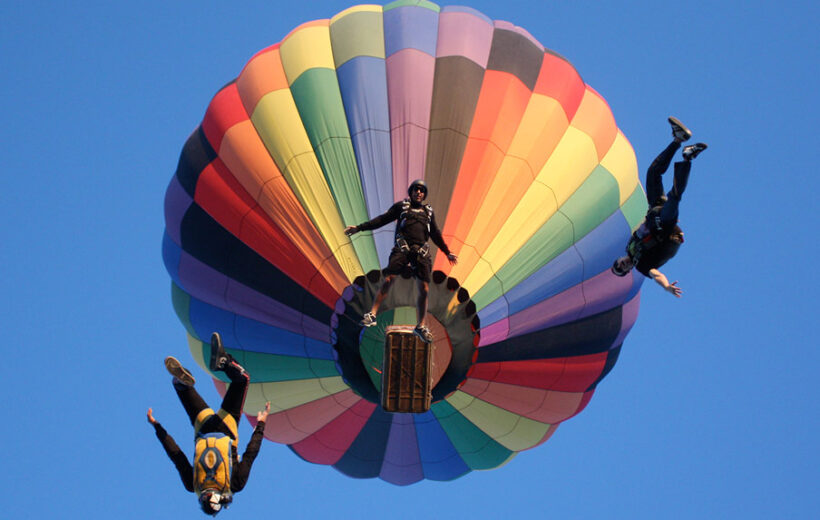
[163,1,647,485]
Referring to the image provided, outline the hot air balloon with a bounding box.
[162,1,647,485]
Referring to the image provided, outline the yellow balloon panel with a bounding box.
[600,130,639,205]
[445,391,552,451]
[280,22,335,83]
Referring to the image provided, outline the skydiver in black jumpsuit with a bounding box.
[611,117,708,297]
[345,180,458,343]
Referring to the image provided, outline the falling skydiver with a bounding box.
[611,117,708,297]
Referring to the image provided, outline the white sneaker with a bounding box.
[413,325,433,343]
[682,142,708,160]
[668,116,692,142]
[360,312,377,327]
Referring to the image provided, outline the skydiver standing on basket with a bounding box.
[611,117,708,297]
[147,332,270,516]
[345,180,458,343]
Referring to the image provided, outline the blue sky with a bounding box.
[3,1,818,518]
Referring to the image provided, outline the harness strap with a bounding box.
[628,232,658,264]
[396,200,433,241]
[194,407,239,450]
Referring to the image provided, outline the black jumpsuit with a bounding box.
[356,199,452,282]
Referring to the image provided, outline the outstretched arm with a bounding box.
[147,408,194,492]
[346,203,402,235]
[231,402,270,492]
[648,269,682,297]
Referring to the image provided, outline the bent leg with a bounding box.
[660,160,692,224]
[670,160,691,200]
[173,380,210,426]
[219,359,251,425]
[645,142,681,205]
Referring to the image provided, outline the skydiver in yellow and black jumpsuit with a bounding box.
[147,332,270,516]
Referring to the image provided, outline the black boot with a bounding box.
[209,332,229,372]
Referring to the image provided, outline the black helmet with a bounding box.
[611,256,633,277]
[408,179,428,199]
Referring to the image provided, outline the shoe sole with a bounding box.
[668,116,692,139]
[165,356,196,386]
[209,332,224,371]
